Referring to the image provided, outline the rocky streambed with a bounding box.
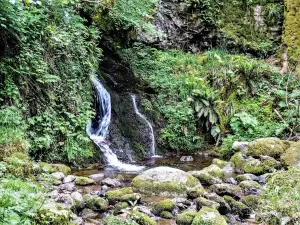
[37,138,300,225]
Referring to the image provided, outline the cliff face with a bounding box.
[283,0,300,73]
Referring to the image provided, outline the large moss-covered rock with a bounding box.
[83,194,108,211]
[152,199,176,215]
[202,164,224,178]
[202,193,231,214]
[104,215,138,225]
[132,167,200,196]
[195,197,220,210]
[75,176,95,186]
[224,195,251,218]
[236,174,258,182]
[246,138,289,158]
[52,164,71,175]
[129,210,156,225]
[241,195,260,209]
[176,210,197,225]
[280,142,300,166]
[105,187,134,204]
[186,186,206,199]
[189,170,223,186]
[114,202,129,215]
[210,184,242,198]
[192,206,227,225]
[239,180,261,191]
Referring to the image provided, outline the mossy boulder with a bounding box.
[246,138,289,159]
[239,180,261,191]
[195,197,220,210]
[4,153,32,177]
[83,194,108,211]
[39,162,55,173]
[132,167,200,196]
[186,186,205,199]
[236,174,258,182]
[224,195,251,218]
[241,195,260,209]
[75,176,95,186]
[176,210,197,225]
[129,210,156,225]
[152,199,176,216]
[212,159,234,170]
[210,184,242,198]
[189,171,223,186]
[104,215,138,225]
[105,187,134,204]
[192,206,227,225]
[202,193,231,214]
[114,202,129,215]
[52,164,71,175]
[202,164,224,178]
[160,211,173,219]
[280,142,300,166]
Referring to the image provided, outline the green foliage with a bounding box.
[0,0,102,163]
[258,167,300,224]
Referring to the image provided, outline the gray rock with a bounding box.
[236,174,258,182]
[59,182,76,192]
[232,141,249,151]
[55,193,74,209]
[102,178,122,187]
[80,208,99,220]
[172,198,192,209]
[202,192,231,214]
[89,173,105,183]
[63,175,77,183]
[180,156,194,162]
[51,172,65,180]
[225,177,238,185]
[48,189,59,199]
[210,184,242,198]
[71,191,84,208]
[188,170,223,185]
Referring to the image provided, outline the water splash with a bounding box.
[87,77,144,172]
[131,94,159,157]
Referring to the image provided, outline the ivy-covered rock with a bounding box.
[132,167,200,196]
[192,206,227,225]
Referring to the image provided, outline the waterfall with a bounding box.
[87,77,144,171]
[131,95,157,157]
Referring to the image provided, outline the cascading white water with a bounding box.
[87,77,144,171]
[131,94,158,157]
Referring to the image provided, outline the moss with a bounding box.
[280,142,300,166]
[129,210,156,225]
[212,159,229,168]
[187,186,206,199]
[104,215,138,225]
[224,195,251,218]
[52,164,71,175]
[235,174,258,182]
[176,210,197,225]
[83,195,108,211]
[160,211,173,219]
[241,195,260,209]
[239,180,260,190]
[195,197,219,210]
[4,153,32,177]
[192,206,227,225]
[114,202,129,215]
[39,162,56,174]
[152,199,176,215]
[106,187,134,204]
[210,184,242,198]
[75,176,94,186]
[202,164,224,178]
[282,0,300,73]
[246,139,288,158]
[230,152,245,169]
[189,171,222,186]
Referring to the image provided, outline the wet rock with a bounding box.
[71,191,84,209]
[83,194,108,211]
[176,210,197,225]
[102,177,122,187]
[195,197,220,210]
[106,187,135,204]
[281,142,300,166]
[189,170,223,186]
[152,199,176,216]
[202,192,231,214]
[63,175,77,183]
[224,195,251,218]
[232,141,249,152]
[210,184,242,198]
[241,195,260,209]
[180,156,194,162]
[225,177,237,185]
[80,208,99,220]
[236,174,258,182]
[132,167,200,196]
[55,193,74,209]
[75,177,95,186]
[192,206,227,225]
[172,198,192,210]
[59,182,76,192]
[89,173,105,183]
[51,172,65,180]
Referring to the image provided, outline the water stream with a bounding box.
[131,94,157,157]
[87,77,144,172]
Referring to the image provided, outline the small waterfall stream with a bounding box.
[131,95,157,157]
[87,77,144,171]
